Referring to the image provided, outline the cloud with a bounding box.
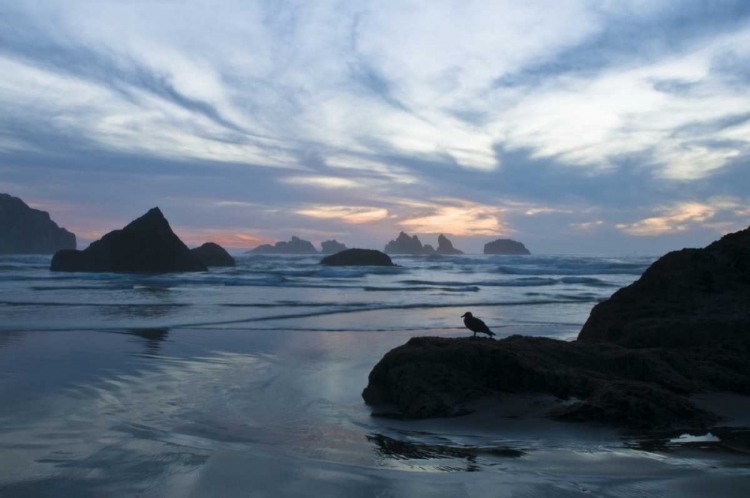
[295,205,389,224]
[571,220,604,231]
[616,199,748,236]
[282,176,360,188]
[2,2,750,252]
[398,198,507,236]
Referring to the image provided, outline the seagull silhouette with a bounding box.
[461,312,496,338]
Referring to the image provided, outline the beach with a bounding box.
[1,254,749,496]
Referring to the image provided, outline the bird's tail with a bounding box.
[487,329,496,337]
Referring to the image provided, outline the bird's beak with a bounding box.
[460,313,466,317]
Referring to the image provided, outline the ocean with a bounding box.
[2,253,749,496]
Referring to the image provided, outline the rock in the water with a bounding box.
[51,207,206,273]
[0,193,76,254]
[320,240,347,254]
[384,231,428,254]
[422,244,436,255]
[191,242,235,267]
[250,236,318,254]
[436,234,464,255]
[579,226,750,348]
[320,249,395,267]
[484,239,530,255]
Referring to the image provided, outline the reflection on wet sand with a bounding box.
[128,328,170,357]
[367,432,523,472]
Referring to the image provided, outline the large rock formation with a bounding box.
[51,208,206,273]
[363,226,750,429]
[191,242,236,267]
[384,232,428,254]
[579,227,750,348]
[249,236,318,254]
[320,249,395,267]
[0,193,76,254]
[436,234,464,255]
[320,240,347,254]
[484,239,530,255]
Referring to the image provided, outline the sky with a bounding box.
[1,0,749,254]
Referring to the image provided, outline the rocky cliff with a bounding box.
[0,193,76,254]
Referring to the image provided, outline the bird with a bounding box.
[461,312,495,338]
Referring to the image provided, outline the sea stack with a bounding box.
[436,234,463,255]
[320,240,347,254]
[0,193,76,254]
[484,239,530,255]
[51,207,206,273]
[320,248,395,267]
[191,242,236,267]
[249,236,318,254]
[384,231,427,255]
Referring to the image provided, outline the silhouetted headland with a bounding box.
[320,240,347,254]
[50,207,206,273]
[484,239,531,255]
[249,236,318,254]
[0,193,76,254]
[363,226,750,430]
[191,242,236,267]
[320,248,395,267]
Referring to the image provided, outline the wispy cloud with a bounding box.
[617,198,749,236]
[282,176,360,188]
[296,205,389,224]
[398,198,507,236]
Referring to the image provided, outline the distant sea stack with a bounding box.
[51,207,206,273]
[320,249,395,267]
[0,193,76,254]
[384,231,428,255]
[320,240,347,254]
[436,234,463,255]
[484,239,530,255]
[250,236,318,254]
[191,242,235,267]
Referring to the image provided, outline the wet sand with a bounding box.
[1,327,749,496]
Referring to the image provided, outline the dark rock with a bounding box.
[579,226,750,348]
[320,240,347,254]
[249,236,318,254]
[320,248,395,267]
[484,239,530,255]
[436,234,464,255]
[51,208,206,273]
[361,335,750,428]
[363,227,750,429]
[0,193,76,254]
[191,242,235,267]
[422,244,436,255]
[384,231,428,254]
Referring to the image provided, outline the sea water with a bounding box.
[1,253,749,496]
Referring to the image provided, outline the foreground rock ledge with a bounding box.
[362,335,750,429]
[364,226,750,429]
